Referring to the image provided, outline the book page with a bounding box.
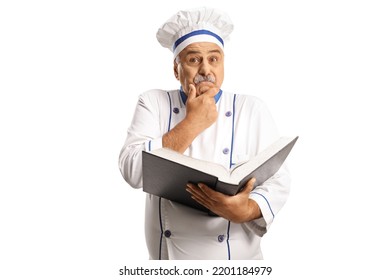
[148,136,297,187]
[228,137,297,183]
[149,148,230,179]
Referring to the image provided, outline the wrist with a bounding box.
[180,116,206,136]
[162,119,201,153]
[247,199,262,222]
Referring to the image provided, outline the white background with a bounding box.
[1,0,389,279]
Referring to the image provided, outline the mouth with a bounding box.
[196,81,214,85]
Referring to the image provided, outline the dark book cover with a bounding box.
[142,136,298,212]
[142,152,218,212]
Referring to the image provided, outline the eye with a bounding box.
[209,56,219,63]
[188,57,201,64]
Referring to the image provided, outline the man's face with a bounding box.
[174,42,224,96]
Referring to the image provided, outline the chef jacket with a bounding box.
[119,89,290,260]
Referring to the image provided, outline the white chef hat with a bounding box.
[156,7,234,58]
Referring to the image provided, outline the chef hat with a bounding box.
[156,7,234,58]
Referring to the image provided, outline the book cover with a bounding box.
[142,136,298,212]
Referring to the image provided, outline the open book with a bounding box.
[142,136,298,212]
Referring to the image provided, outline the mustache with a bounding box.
[194,74,215,85]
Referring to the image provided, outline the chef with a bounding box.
[119,7,290,260]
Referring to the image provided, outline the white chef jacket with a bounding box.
[119,89,290,260]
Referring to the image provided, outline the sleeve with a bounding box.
[241,98,291,237]
[118,90,169,188]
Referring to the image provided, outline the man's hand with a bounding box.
[186,178,262,223]
[185,83,219,133]
[162,84,219,153]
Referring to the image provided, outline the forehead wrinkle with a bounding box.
[183,49,222,57]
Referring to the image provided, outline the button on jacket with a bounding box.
[119,89,290,260]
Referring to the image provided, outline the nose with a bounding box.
[198,60,211,76]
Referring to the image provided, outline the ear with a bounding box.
[173,61,179,80]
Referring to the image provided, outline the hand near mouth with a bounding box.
[193,74,216,94]
[161,83,219,153]
[185,83,219,131]
[196,82,217,96]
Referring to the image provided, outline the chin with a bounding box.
[197,83,214,93]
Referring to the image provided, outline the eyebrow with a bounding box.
[184,49,222,56]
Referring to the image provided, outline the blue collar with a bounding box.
[179,87,223,105]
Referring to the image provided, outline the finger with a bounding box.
[203,86,219,98]
[187,183,214,200]
[190,190,210,207]
[186,186,212,208]
[188,84,197,101]
[186,183,203,197]
[186,183,197,189]
[198,183,226,201]
[242,178,256,194]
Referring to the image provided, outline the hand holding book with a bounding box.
[186,178,261,223]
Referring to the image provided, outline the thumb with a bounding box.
[187,84,197,101]
[242,178,256,194]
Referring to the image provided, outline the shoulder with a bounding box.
[139,89,172,100]
[138,89,179,107]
